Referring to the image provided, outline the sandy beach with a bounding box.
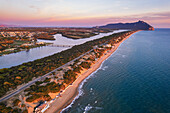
[45,32,137,113]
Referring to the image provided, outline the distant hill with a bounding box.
[0,25,6,27]
[0,24,21,28]
[96,20,154,30]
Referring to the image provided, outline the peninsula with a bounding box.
[0,20,154,113]
[96,20,154,30]
[0,0,168,112]
[0,30,138,113]
[45,31,138,113]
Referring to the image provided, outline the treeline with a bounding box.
[25,59,94,102]
[35,33,55,40]
[62,32,97,39]
[0,103,28,113]
[25,81,62,102]
[63,69,77,84]
[0,31,135,98]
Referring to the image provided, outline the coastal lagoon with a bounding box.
[0,30,125,69]
[62,29,170,113]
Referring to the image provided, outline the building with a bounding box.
[35,102,49,113]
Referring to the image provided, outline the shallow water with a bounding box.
[62,29,170,113]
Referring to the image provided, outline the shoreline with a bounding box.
[0,43,52,57]
[45,31,138,113]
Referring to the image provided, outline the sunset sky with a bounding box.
[0,0,170,28]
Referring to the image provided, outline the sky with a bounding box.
[0,0,170,28]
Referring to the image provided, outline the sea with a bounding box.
[61,29,170,113]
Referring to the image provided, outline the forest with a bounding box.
[0,31,134,98]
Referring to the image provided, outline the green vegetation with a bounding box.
[44,78,51,83]
[25,81,63,102]
[63,70,77,84]
[80,62,91,69]
[62,32,97,39]
[23,109,28,113]
[35,33,55,40]
[0,103,21,113]
[21,104,25,108]
[0,40,47,56]
[0,34,50,56]
[87,57,95,62]
[73,66,83,73]
[0,31,134,98]
[13,99,21,106]
[35,81,43,85]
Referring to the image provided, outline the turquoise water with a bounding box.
[62,29,170,113]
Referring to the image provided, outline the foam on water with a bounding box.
[61,51,112,113]
[62,29,170,113]
[122,55,126,58]
[84,104,103,113]
[83,104,103,113]
[90,88,93,93]
[101,66,108,70]
[95,107,103,110]
[83,104,93,113]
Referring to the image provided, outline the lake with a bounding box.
[0,30,125,69]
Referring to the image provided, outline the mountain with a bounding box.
[96,20,154,30]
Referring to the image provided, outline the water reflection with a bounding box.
[0,30,126,69]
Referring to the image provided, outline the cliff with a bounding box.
[97,20,154,30]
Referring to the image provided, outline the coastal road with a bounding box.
[0,49,94,102]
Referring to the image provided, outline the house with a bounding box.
[35,102,49,113]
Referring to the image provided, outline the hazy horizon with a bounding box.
[1,0,170,28]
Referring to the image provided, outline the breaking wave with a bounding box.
[61,51,112,113]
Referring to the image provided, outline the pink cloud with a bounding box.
[0,11,170,28]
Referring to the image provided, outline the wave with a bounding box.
[122,55,126,58]
[101,65,108,70]
[83,104,93,113]
[60,48,114,113]
[83,104,103,113]
[83,103,103,113]
[95,107,103,110]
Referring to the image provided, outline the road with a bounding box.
[0,49,93,102]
